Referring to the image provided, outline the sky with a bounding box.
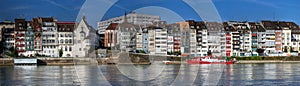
[0,0,300,28]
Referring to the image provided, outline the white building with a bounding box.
[73,17,98,57]
[40,17,59,57]
[189,29,197,57]
[147,27,156,55]
[57,22,75,57]
[154,27,168,55]
[136,28,143,51]
[117,15,137,52]
[98,12,160,34]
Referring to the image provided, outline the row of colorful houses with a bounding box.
[100,13,300,57]
[0,17,98,57]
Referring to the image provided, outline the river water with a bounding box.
[1,63,300,86]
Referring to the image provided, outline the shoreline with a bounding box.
[235,60,300,64]
[2,58,300,66]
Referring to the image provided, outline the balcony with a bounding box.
[17,50,26,52]
[15,34,25,37]
[16,44,25,47]
[15,39,25,42]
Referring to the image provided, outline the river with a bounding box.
[1,63,300,86]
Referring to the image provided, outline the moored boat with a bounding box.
[187,56,234,64]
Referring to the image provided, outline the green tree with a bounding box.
[59,49,63,57]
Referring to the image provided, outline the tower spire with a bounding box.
[124,11,128,23]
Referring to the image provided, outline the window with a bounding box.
[79,48,81,51]
[69,47,72,51]
[65,46,68,51]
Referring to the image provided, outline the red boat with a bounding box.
[187,56,235,64]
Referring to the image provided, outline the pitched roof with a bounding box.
[106,23,119,30]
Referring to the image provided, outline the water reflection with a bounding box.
[1,64,300,85]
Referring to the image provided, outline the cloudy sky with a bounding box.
[0,0,299,28]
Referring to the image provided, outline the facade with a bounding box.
[98,12,160,34]
[262,21,282,55]
[31,18,43,54]
[104,23,119,48]
[117,14,137,52]
[40,17,58,57]
[73,17,98,57]
[0,21,14,54]
[169,24,181,55]
[0,21,14,42]
[154,27,168,55]
[2,28,15,53]
[136,28,143,51]
[57,22,75,57]
[205,22,224,56]
[142,28,148,53]
[14,19,27,56]
[147,26,156,55]
[25,22,35,56]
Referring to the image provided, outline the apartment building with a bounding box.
[142,28,148,53]
[40,17,58,57]
[98,12,160,34]
[261,21,282,55]
[0,21,14,54]
[31,18,43,54]
[154,27,168,55]
[136,28,143,51]
[57,22,75,57]
[14,19,28,56]
[0,21,14,42]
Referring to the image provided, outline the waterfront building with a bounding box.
[176,22,190,56]
[145,26,168,55]
[147,26,156,55]
[117,14,137,52]
[290,22,300,54]
[136,27,143,51]
[142,28,148,53]
[189,28,197,57]
[24,22,35,56]
[40,17,59,57]
[73,16,98,57]
[225,21,253,56]
[249,22,265,56]
[57,22,75,57]
[261,21,281,56]
[31,18,43,54]
[2,27,15,53]
[0,21,14,42]
[168,24,181,55]
[154,27,168,55]
[205,22,224,57]
[279,22,294,55]
[0,21,14,54]
[104,23,119,48]
[14,19,28,56]
[97,12,160,34]
[223,22,233,56]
